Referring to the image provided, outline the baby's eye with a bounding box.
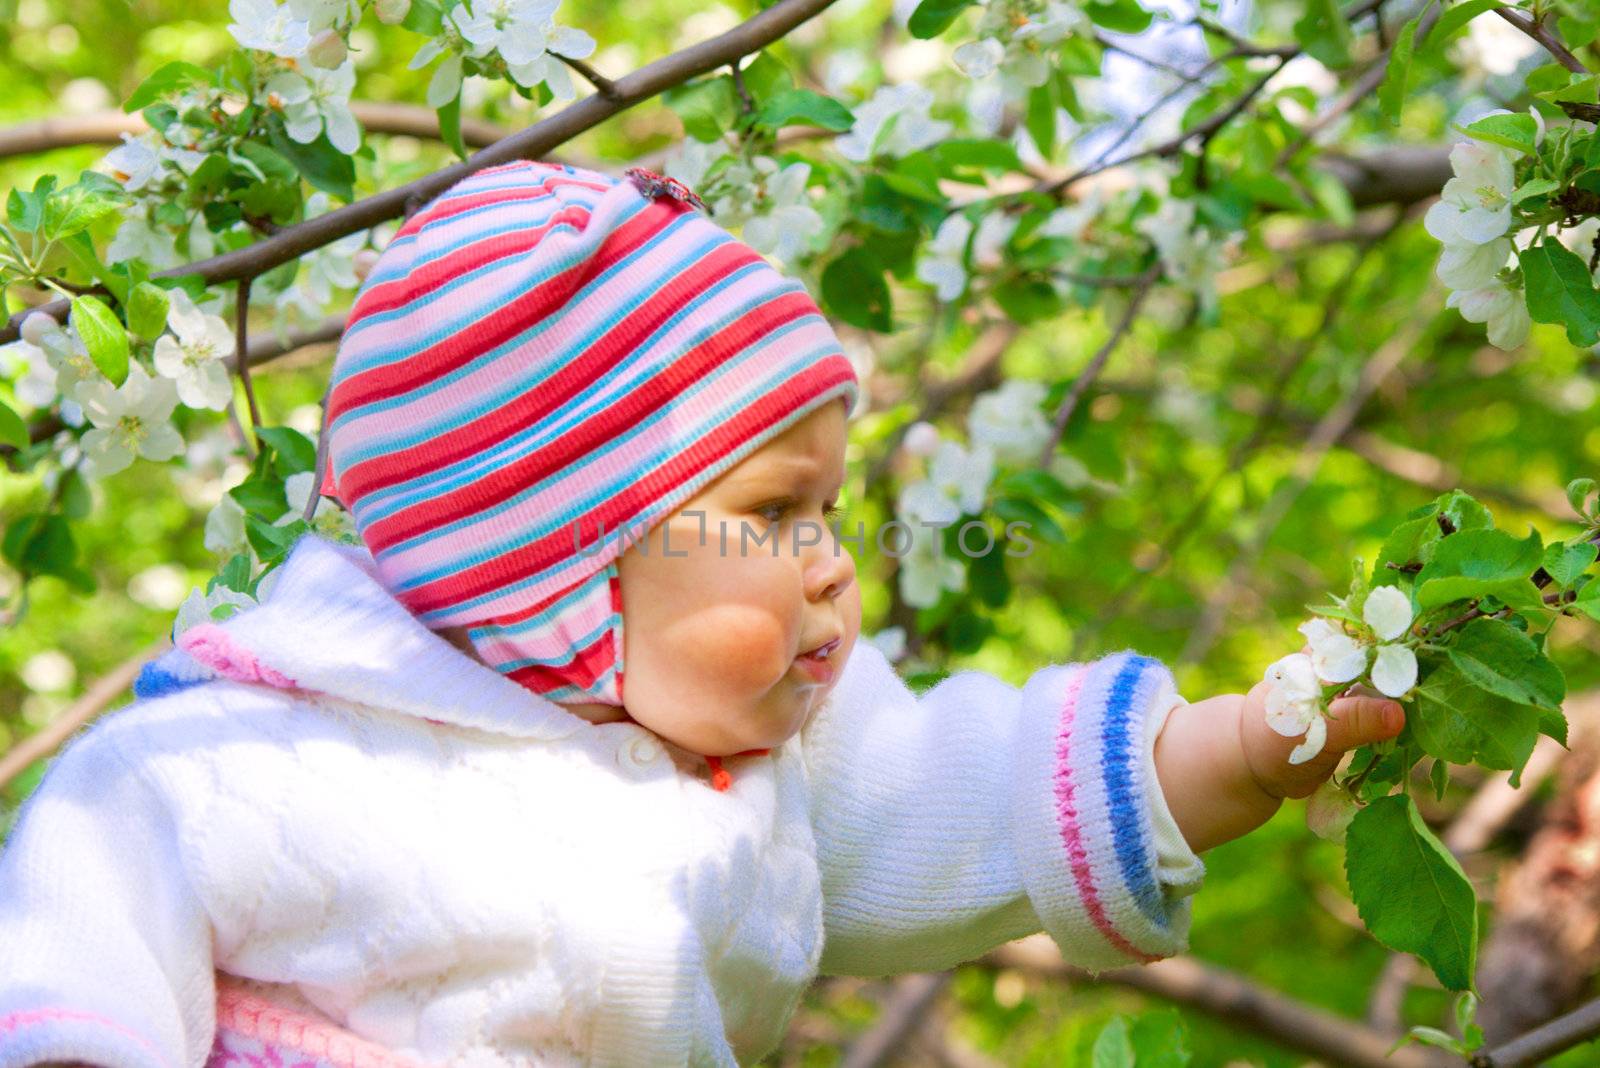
[822,501,843,521]
[754,501,791,524]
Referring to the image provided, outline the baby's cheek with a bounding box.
[666,602,793,694]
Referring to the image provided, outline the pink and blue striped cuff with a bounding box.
[1010,650,1201,973]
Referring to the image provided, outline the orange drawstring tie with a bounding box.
[704,749,773,792]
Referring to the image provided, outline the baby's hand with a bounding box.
[1152,646,1405,854]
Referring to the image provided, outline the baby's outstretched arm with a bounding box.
[1153,664,1406,854]
[801,641,1209,978]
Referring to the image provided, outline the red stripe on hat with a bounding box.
[338,236,771,507]
[395,358,855,615]
[506,629,615,692]
[359,283,815,553]
[327,203,671,426]
[349,203,595,325]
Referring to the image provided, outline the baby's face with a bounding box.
[602,399,860,756]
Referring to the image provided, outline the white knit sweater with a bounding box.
[0,533,1205,1068]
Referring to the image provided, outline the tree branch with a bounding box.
[0,101,514,158]
[1495,7,1589,75]
[0,0,843,344]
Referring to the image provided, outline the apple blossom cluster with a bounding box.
[0,289,242,479]
[662,139,830,264]
[1262,584,1419,765]
[948,0,1089,103]
[835,83,954,162]
[407,0,597,109]
[1425,137,1531,351]
[229,0,363,149]
[892,378,1053,607]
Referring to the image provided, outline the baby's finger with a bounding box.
[1323,693,1405,755]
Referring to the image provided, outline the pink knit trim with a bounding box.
[0,1006,168,1062]
[212,976,423,1068]
[180,624,298,690]
[1052,665,1160,965]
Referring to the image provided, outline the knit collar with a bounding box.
[197,532,587,743]
[185,534,775,790]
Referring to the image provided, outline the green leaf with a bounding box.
[1423,0,1504,56]
[126,281,171,339]
[401,0,444,34]
[1543,539,1597,586]
[1567,477,1597,516]
[935,138,1024,173]
[1446,616,1566,711]
[664,76,738,141]
[265,115,355,201]
[6,174,56,232]
[258,426,317,476]
[124,60,211,113]
[1128,1009,1191,1067]
[70,295,129,386]
[1463,112,1540,155]
[738,52,793,105]
[436,94,467,160]
[246,514,307,561]
[1345,794,1478,992]
[1,512,90,588]
[994,495,1067,544]
[1086,0,1153,34]
[754,88,854,131]
[0,399,27,450]
[1026,80,1058,159]
[1414,526,1543,609]
[1377,10,1423,123]
[1520,241,1600,346]
[820,248,892,331]
[908,0,979,37]
[1413,660,1541,775]
[1435,489,1495,533]
[58,467,91,519]
[1091,1015,1135,1068]
[230,477,289,518]
[217,552,254,593]
[1512,177,1561,204]
[1431,757,1450,801]
[1294,0,1355,68]
[992,278,1064,323]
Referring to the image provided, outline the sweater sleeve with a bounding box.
[799,641,1205,978]
[0,714,215,1068]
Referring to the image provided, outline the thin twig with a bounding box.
[556,54,622,100]
[1472,996,1600,1067]
[1495,7,1589,74]
[1036,264,1161,466]
[235,277,262,448]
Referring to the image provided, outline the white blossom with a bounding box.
[1298,617,1368,683]
[78,363,184,479]
[445,0,595,99]
[898,524,965,607]
[1262,651,1328,765]
[107,214,181,269]
[1371,644,1419,699]
[1437,236,1512,291]
[228,0,313,57]
[1137,197,1226,302]
[662,136,726,192]
[915,212,974,301]
[1,341,59,410]
[901,420,941,458]
[20,312,58,348]
[153,289,236,411]
[265,64,360,154]
[953,38,1004,79]
[1362,585,1413,641]
[279,470,356,538]
[897,439,994,525]
[864,626,907,663]
[205,494,249,556]
[968,379,1050,463]
[38,326,105,403]
[1447,275,1531,350]
[101,133,161,191]
[1424,140,1516,248]
[836,82,953,162]
[739,159,825,263]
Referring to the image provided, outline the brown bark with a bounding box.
[1477,691,1600,1044]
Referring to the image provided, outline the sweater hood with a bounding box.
[155,532,588,743]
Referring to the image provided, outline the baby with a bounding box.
[0,161,1404,1068]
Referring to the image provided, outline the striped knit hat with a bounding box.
[318,159,859,712]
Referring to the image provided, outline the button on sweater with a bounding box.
[0,532,1205,1068]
